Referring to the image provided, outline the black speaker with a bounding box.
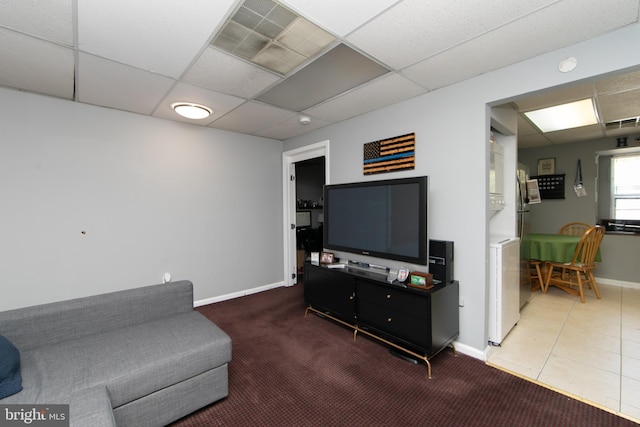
[429,240,454,284]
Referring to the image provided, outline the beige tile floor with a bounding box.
[487,283,640,422]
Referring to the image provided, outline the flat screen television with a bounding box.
[323,176,428,265]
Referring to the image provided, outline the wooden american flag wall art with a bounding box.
[363,133,415,175]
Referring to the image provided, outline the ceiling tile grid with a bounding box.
[77,0,237,78]
[182,47,282,99]
[305,73,427,122]
[209,101,297,134]
[254,114,330,140]
[279,0,399,37]
[1,0,640,141]
[77,53,177,115]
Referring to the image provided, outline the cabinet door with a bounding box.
[356,279,431,351]
[304,264,355,321]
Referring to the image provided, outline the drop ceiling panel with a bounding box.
[346,0,564,70]
[254,114,330,140]
[596,69,640,94]
[77,0,237,78]
[0,29,74,99]
[183,47,282,99]
[280,0,399,37]
[77,53,176,115]
[518,133,552,149]
[544,123,604,144]
[403,0,640,92]
[210,101,297,134]
[153,82,245,125]
[256,44,389,111]
[0,0,73,45]
[598,89,640,122]
[305,73,426,122]
[606,126,640,138]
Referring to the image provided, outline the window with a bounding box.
[596,147,640,234]
[611,153,640,219]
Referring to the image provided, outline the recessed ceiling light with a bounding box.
[524,98,598,133]
[172,102,213,120]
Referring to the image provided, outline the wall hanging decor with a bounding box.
[530,174,565,199]
[537,157,556,175]
[363,132,415,175]
[574,159,587,197]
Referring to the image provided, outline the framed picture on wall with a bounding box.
[537,158,556,175]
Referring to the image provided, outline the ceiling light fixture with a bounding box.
[172,102,213,120]
[524,98,598,133]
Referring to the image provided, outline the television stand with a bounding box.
[303,262,459,379]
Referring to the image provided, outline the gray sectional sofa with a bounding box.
[0,280,231,426]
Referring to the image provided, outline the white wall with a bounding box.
[284,23,640,355]
[0,89,284,311]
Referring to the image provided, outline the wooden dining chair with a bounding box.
[545,225,605,303]
[529,260,546,292]
[558,222,591,236]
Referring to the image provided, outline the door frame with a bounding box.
[282,140,330,286]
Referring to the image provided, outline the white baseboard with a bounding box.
[194,281,286,307]
[595,277,640,289]
[452,341,486,361]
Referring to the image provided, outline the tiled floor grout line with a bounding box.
[618,287,625,414]
[537,293,576,382]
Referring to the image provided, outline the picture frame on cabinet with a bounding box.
[320,251,335,264]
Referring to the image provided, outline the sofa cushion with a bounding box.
[2,312,231,408]
[0,335,22,399]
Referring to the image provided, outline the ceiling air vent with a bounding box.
[211,0,335,75]
[605,116,640,130]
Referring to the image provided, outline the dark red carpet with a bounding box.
[171,284,638,426]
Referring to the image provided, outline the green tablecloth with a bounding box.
[521,233,602,263]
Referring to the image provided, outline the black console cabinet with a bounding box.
[304,262,459,377]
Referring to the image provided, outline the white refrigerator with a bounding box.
[488,236,521,345]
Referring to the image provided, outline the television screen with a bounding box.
[324,176,428,265]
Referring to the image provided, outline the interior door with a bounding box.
[288,162,297,284]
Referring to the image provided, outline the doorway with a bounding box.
[294,157,326,283]
[282,141,330,286]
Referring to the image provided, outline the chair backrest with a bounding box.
[571,225,605,266]
[558,222,591,236]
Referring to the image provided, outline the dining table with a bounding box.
[521,232,602,296]
[521,233,602,263]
